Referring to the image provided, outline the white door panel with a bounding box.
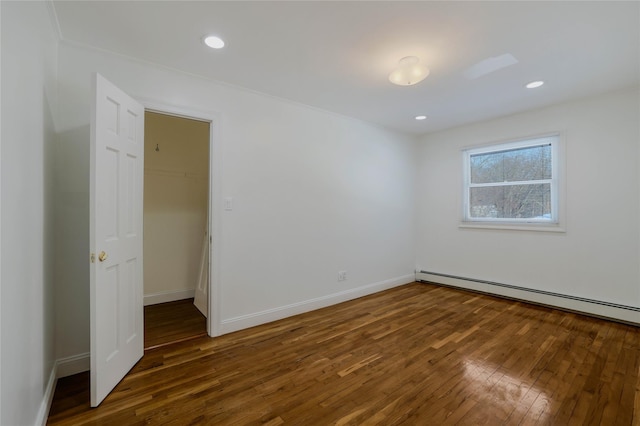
[90,73,144,407]
[193,231,209,317]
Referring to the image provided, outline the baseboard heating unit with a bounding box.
[416,270,639,325]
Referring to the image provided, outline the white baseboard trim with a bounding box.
[417,271,640,325]
[220,274,415,335]
[36,353,90,426]
[56,352,90,378]
[144,289,195,306]
[36,362,58,426]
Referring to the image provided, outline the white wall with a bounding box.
[1,1,59,424]
[416,89,640,309]
[0,1,3,420]
[55,125,90,366]
[1,2,3,421]
[55,42,417,359]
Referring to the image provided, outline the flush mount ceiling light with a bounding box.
[204,35,225,49]
[415,115,427,120]
[526,80,544,89]
[389,56,430,86]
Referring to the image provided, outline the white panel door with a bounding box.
[90,73,144,407]
[193,231,209,317]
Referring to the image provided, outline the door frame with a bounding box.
[140,99,222,337]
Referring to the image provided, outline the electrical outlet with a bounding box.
[338,271,347,281]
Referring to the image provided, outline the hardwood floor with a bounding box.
[48,282,640,425]
[144,298,207,350]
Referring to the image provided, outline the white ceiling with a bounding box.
[52,1,640,135]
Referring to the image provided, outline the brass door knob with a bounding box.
[98,251,108,262]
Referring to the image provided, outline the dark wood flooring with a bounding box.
[48,283,640,425]
[144,298,207,350]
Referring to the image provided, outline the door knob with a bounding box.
[98,251,108,262]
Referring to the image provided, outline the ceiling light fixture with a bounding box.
[389,56,430,86]
[415,115,427,121]
[525,80,544,89]
[204,35,225,49]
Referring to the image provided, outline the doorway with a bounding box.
[142,111,210,349]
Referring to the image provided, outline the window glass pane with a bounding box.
[469,183,551,219]
[471,144,551,184]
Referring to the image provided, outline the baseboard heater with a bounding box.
[416,270,639,325]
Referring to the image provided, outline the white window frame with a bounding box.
[461,134,563,231]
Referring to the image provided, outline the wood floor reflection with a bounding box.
[48,282,640,425]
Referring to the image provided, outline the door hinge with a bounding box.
[90,252,95,263]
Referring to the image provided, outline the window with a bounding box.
[463,135,560,226]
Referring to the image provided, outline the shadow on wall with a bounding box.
[42,89,57,386]
[54,124,90,361]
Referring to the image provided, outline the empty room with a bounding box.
[1,1,639,425]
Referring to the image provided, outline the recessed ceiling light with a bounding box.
[526,80,544,89]
[415,115,427,121]
[204,35,225,49]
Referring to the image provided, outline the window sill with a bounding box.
[459,222,566,233]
